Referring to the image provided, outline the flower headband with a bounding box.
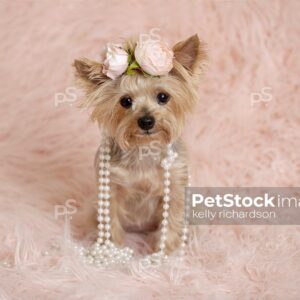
[102,36,174,80]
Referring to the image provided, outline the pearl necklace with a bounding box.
[77,138,189,267]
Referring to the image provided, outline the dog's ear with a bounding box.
[73,58,108,90]
[173,34,206,74]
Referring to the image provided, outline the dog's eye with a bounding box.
[120,96,132,109]
[157,92,169,105]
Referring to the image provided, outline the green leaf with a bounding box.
[126,60,140,75]
[126,69,137,75]
[127,52,132,64]
[128,60,140,70]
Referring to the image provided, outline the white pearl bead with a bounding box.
[163,203,169,210]
[164,171,170,178]
[160,235,167,241]
[164,188,170,194]
[164,180,170,186]
[163,195,170,202]
[162,211,169,218]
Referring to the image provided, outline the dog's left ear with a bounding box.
[73,58,108,90]
[173,34,206,75]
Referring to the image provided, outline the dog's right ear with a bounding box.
[73,58,108,90]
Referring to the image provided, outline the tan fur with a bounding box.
[74,35,205,253]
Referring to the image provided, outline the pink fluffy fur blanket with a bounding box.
[0,0,299,299]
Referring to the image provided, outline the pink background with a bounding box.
[0,0,299,299]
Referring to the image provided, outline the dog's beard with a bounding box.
[112,122,174,151]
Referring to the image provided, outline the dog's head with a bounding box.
[74,35,205,150]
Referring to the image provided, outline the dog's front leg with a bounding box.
[108,195,125,246]
[151,160,188,254]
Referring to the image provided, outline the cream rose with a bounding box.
[134,39,174,76]
[102,43,129,79]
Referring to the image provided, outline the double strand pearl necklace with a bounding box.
[77,138,189,267]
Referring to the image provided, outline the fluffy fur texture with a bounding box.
[0,0,300,299]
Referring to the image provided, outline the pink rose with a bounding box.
[134,39,174,76]
[102,43,128,79]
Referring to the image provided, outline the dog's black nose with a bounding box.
[138,115,155,131]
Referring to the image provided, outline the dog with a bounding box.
[74,34,205,254]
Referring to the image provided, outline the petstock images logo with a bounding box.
[184,187,300,225]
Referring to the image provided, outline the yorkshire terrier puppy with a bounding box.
[74,34,205,254]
